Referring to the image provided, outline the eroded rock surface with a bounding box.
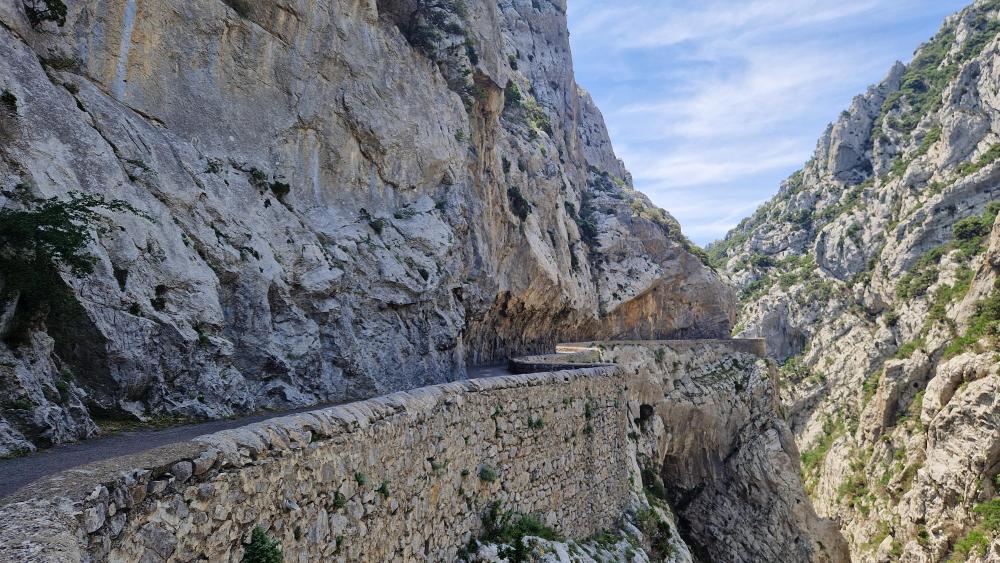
[0,0,732,454]
[711,1,1000,560]
[588,341,849,563]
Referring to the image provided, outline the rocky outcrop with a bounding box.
[0,0,733,455]
[711,1,1000,560]
[590,341,849,563]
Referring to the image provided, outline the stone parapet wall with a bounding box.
[0,367,633,562]
[558,338,768,359]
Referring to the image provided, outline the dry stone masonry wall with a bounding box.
[0,367,632,562]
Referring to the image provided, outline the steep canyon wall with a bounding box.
[0,0,734,456]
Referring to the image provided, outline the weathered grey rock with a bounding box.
[713,2,1000,560]
[0,0,733,456]
[590,341,849,563]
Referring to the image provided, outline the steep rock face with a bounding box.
[594,342,849,563]
[0,0,733,455]
[711,1,1000,560]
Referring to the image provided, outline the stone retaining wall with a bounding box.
[0,367,633,562]
[558,338,768,359]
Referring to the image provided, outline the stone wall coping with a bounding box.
[557,338,768,358]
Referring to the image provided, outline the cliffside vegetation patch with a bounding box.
[243,526,282,563]
[0,186,144,344]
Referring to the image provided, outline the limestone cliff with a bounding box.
[0,0,734,455]
[710,1,1000,560]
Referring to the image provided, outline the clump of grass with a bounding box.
[943,278,1000,359]
[477,502,562,563]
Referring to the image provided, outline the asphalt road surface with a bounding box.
[0,364,512,500]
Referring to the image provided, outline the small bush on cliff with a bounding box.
[636,508,676,559]
[243,526,282,563]
[957,144,1000,176]
[943,279,1000,358]
[478,502,562,562]
[478,465,497,482]
[24,0,68,28]
[950,530,989,561]
[504,81,523,110]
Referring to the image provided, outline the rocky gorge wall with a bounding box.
[710,1,1000,560]
[586,341,849,563]
[0,366,634,562]
[0,0,734,457]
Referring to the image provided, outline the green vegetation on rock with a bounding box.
[243,526,283,563]
[476,502,562,562]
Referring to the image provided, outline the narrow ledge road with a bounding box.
[0,364,513,500]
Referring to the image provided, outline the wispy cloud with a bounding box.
[618,136,813,188]
[568,0,967,244]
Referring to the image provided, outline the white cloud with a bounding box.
[618,137,812,188]
[568,0,967,244]
[615,47,874,141]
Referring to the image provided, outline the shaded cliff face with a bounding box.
[0,0,734,454]
[601,342,849,563]
[711,1,1000,560]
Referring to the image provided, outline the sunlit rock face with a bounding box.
[711,1,1000,560]
[0,0,733,454]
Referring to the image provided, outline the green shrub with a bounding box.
[955,215,992,241]
[884,310,900,327]
[749,252,775,269]
[504,81,522,110]
[973,498,1000,531]
[943,279,1000,358]
[464,40,479,66]
[878,21,958,134]
[641,466,668,502]
[951,530,989,560]
[0,188,144,342]
[39,54,79,71]
[268,182,290,201]
[24,0,67,28]
[243,526,282,563]
[896,246,946,299]
[915,126,942,157]
[800,417,844,491]
[895,339,925,359]
[958,144,1000,176]
[479,502,562,562]
[478,465,497,482]
[862,371,882,405]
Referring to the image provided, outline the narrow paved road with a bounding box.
[0,365,513,501]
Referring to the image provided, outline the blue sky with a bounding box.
[567,0,969,245]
